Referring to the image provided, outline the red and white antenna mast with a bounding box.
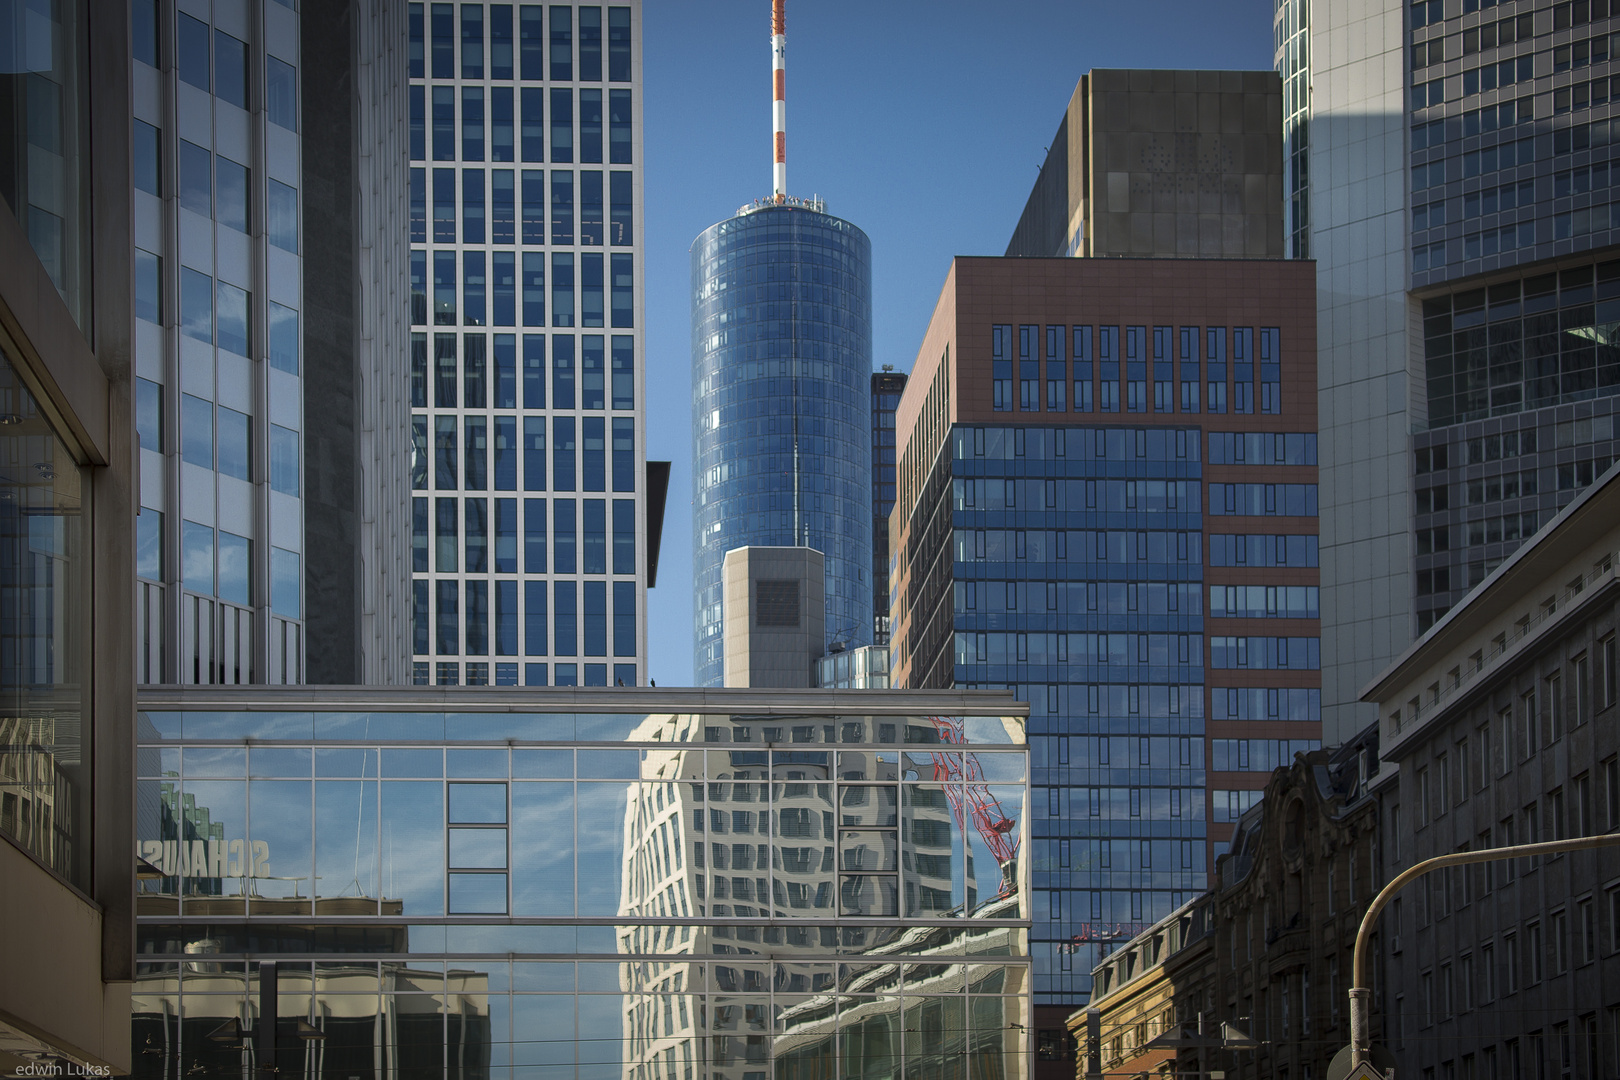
[771,0,787,202]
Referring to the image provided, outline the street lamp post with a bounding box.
[1349,832,1620,1072]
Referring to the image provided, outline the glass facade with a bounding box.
[132,0,306,684]
[872,372,905,646]
[890,272,1321,1010]
[409,3,645,688]
[1274,0,1310,259]
[132,691,1030,1079]
[0,349,90,890]
[692,205,874,686]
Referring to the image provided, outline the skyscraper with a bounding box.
[1281,0,1620,740]
[690,2,874,687]
[890,257,1321,1027]
[132,0,411,684]
[872,369,906,645]
[408,2,648,689]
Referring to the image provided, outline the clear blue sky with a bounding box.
[641,0,1276,686]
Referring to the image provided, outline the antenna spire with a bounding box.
[772,0,786,201]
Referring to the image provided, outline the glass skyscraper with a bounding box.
[691,201,874,687]
[890,257,1321,1024]
[408,2,646,689]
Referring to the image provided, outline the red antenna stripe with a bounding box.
[774,70,786,100]
[773,0,785,36]
[774,132,786,163]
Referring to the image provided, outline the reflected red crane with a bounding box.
[925,715,1021,897]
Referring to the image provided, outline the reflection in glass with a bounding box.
[134,707,1030,1079]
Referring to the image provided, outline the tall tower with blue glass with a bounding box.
[691,203,874,687]
[408,3,647,688]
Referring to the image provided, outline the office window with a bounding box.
[217,407,250,482]
[524,498,547,573]
[522,416,545,491]
[582,417,604,491]
[181,394,213,469]
[179,140,211,216]
[464,416,487,491]
[180,268,212,342]
[522,334,545,408]
[218,531,250,606]
[610,171,632,244]
[433,85,455,160]
[579,89,602,163]
[522,252,545,326]
[491,86,514,162]
[553,417,575,491]
[496,580,518,657]
[550,5,572,79]
[490,4,513,79]
[215,30,247,109]
[134,0,159,67]
[550,88,573,162]
[612,499,634,574]
[460,2,484,78]
[581,335,604,408]
[270,425,300,496]
[135,249,162,323]
[216,282,249,357]
[495,497,518,572]
[413,498,429,573]
[609,89,632,164]
[552,252,575,327]
[554,582,577,657]
[581,252,603,327]
[612,417,634,492]
[435,334,457,408]
[554,499,576,573]
[495,416,517,491]
[465,498,488,573]
[551,169,574,243]
[136,377,163,454]
[266,56,297,131]
[520,86,544,161]
[267,180,298,252]
[464,250,486,326]
[435,498,458,572]
[178,14,209,90]
[436,252,458,325]
[410,86,425,160]
[519,4,543,79]
[462,168,485,243]
[493,169,515,243]
[610,253,633,327]
[493,251,515,326]
[271,547,299,618]
[582,499,606,574]
[217,156,249,232]
[462,86,485,161]
[437,580,459,655]
[611,335,633,409]
[133,120,160,196]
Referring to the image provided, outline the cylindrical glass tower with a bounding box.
[691,202,873,687]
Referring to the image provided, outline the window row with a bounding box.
[411,167,633,246]
[132,123,300,253]
[1209,738,1320,773]
[136,379,299,494]
[137,258,299,374]
[988,325,1284,417]
[1208,585,1318,620]
[411,495,634,576]
[411,249,634,329]
[409,3,632,83]
[1208,636,1320,670]
[1048,734,1205,770]
[1209,686,1321,721]
[412,577,637,659]
[176,520,299,617]
[955,528,1204,565]
[413,659,637,685]
[409,84,631,165]
[953,478,1198,515]
[149,13,296,131]
[411,414,635,493]
[410,332,633,410]
[955,581,1202,617]
[1207,483,1318,517]
[955,424,1201,463]
[954,632,1204,669]
[1205,432,1315,465]
[1207,533,1318,567]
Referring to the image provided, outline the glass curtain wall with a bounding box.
[132,700,1030,1080]
[409,3,645,690]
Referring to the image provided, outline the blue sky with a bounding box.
[640,0,1276,686]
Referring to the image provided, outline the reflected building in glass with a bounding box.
[131,0,413,685]
[407,2,649,689]
[691,200,874,687]
[132,687,1030,1079]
